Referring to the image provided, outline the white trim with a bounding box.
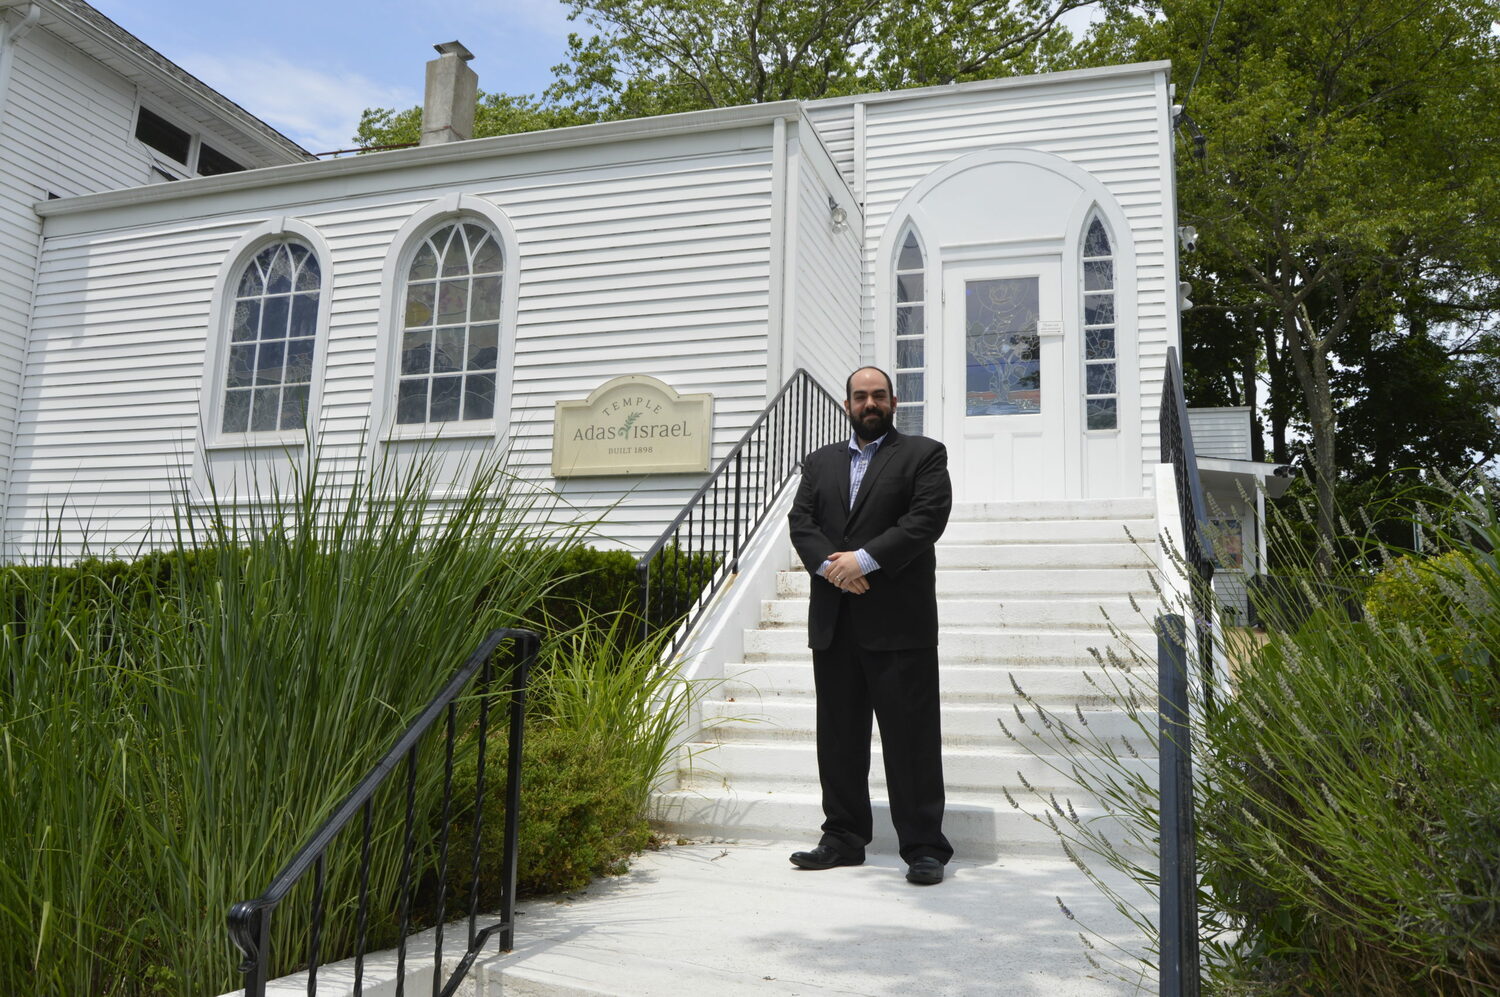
[1064,195,1140,495]
[767,115,789,388]
[366,193,521,459]
[36,102,805,219]
[852,99,867,204]
[1077,207,1122,436]
[193,217,334,462]
[1157,70,1182,356]
[888,220,929,432]
[804,61,1173,111]
[873,148,1142,496]
[0,4,42,130]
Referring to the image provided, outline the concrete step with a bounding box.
[941,518,1156,544]
[681,737,1158,791]
[775,566,1157,598]
[949,497,1156,522]
[723,661,1141,704]
[742,627,1155,665]
[699,699,1153,751]
[758,596,1153,631]
[934,543,1154,570]
[651,786,1140,861]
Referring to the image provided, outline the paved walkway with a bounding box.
[472,838,1153,996]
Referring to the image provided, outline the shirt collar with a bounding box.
[847,432,888,455]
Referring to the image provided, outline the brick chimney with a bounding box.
[420,42,477,146]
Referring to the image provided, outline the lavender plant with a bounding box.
[1002,485,1500,995]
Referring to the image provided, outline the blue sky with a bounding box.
[89,0,581,154]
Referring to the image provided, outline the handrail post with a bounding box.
[1158,614,1200,997]
[499,633,535,952]
[732,450,744,568]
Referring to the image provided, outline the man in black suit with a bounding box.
[786,365,953,885]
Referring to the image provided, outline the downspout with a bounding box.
[0,4,43,127]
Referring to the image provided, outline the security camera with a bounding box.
[1177,225,1198,254]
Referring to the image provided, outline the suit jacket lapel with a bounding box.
[848,430,901,524]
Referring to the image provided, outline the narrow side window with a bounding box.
[222,241,320,434]
[893,227,926,434]
[1081,216,1117,430]
[395,220,503,425]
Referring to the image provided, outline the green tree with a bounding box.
[356,91,597,149]
[1146,0,1500,561]
[357,0,1101,146]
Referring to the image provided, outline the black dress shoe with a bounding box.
[789,844,863,870]
[905,857,944,885]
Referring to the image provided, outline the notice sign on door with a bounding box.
[552,375,712,477]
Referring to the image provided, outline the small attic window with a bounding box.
[134,107,248,177]
[197,143,245,176]
[135,107,190,163]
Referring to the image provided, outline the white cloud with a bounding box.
[456,0,575,39]
[181,52,420,155]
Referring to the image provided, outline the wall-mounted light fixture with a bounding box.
[828,194,847,233]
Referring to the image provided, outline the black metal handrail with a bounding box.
[637,368,845,648]
[1157,346,1215,997]
[227,627,538,997]
[1160,347,1216,584]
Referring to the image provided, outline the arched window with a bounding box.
[222,241,320,434]
[396,220,503,425]
[1081,215,1117,430]
[893,227,926,434]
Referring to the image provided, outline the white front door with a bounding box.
[941,258,1068,501]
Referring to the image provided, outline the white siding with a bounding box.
[1188,407,1252,461]
[784,119,860,403]
[812,66,1177,495]
[0,24,161,543]
[802,104,857,192]
[11,133,782,557]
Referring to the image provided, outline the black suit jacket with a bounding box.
[788,429,952,651]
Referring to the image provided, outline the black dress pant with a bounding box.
[812,596,953,865]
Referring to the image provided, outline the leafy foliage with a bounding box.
[0,452,704,995]
[1003,485,1500,994]
[1134,0,1500,550]
[450,615,703,898]
[355,0,1097,147]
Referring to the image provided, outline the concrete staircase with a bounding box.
[652,497,1162,860]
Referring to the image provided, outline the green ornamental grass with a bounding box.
[0,450,706,995]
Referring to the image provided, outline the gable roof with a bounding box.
[4,0,313,165]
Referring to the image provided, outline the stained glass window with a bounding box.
[893,228,926,435]
[397,221,503,425]
[1082,216,1117,430]
[965,277,1041,416]
[222,242,320,434]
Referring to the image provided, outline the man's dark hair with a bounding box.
[845,366,895,400]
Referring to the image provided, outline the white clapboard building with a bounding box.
[2,0,1290,856]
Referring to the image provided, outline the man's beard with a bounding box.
[848,405,895,441]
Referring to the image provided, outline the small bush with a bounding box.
[447,616,702,898]
[1365,550,1488,668]
[451,722,654,898]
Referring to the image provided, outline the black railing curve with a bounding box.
[1157,345,1215,997]
[227,627,538,997]
[637,368,845,648]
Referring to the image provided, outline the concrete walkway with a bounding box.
[471,838,1153,996]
